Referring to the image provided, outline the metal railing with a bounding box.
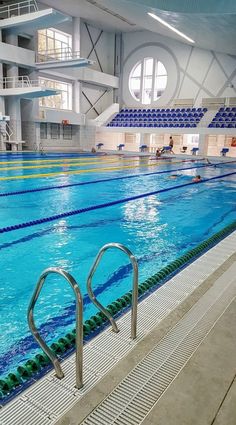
[87,243,138,339]
[28,267,83,389]
[0,0,38,19]
[106,119,236,129]
[33,141,44,153]
[36,48,82,63]
[1,76,37,89]
[0,122,13,141]
[0,76,60,90]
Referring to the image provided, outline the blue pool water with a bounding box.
[0,153,235,377]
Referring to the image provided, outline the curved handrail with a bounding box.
[87,243,138,339]
[27,267,83,389]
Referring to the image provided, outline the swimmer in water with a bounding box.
[192,175,201,183]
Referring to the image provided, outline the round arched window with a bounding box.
[129,58,167,104]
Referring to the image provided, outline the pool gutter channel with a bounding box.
[0,223,235,414]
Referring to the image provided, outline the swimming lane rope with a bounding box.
[0,172,235,234]
[0,161,234,198]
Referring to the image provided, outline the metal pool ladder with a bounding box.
[27,267,83,389]
[87,243,139,339]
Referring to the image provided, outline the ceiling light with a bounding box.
[148,12,195,44]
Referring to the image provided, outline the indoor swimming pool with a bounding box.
[0,153,235,382]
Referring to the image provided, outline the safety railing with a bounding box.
[33,141,44,153]
[0,76,60,91]
[0,122,13,141]
[0,0,38,19]
[87,243,138,339]
[27,267,83,389]
[1,76,37,89]
[36,48,82,63]
[106,119,236,129]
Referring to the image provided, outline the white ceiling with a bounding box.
[40,0,236,55]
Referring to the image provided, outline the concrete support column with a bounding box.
[0,30,5,150]
[198,134,208,156]
[72,17,81,114]
[5,31,22,148]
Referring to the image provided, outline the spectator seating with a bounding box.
[208,107,236,128]
[107,107,208,128]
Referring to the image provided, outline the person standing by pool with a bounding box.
[169,136,174,154]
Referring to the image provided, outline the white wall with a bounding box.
[80,21,115,75]
[121,31,236,108]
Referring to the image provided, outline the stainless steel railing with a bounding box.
[87,243,138,339]
[27,267,83,389]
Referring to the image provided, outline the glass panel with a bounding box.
[46,29,54,38]
[63,124,72,140]
[154,76,167,100]
[130,78,141,101]
[40,123,47,139]
[50,123,60,139]
[156,61,167,76]
[142,74,152,104]
[144,58,153,76]
[132,62,141,77]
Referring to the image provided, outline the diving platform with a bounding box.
[36,49,94,70]
[0,77,58,99]
[0,1,70,32]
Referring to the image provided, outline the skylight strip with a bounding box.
[148,12,195,43]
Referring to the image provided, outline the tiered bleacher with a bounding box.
[208,107,236,128]
[107,107,207,128]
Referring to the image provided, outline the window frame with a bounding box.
[129,58,167,105]
[40,122,47,139]
[50,123,60,139]
[62,124,72,140]
[38,27,72,59]
[39,77,72,111]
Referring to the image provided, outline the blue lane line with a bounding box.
[0,172,235,234]
[0,161,234,198]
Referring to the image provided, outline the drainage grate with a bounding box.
[82,269,236,425]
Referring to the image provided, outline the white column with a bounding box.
[0,29,5,150]
[5,31,22,148]
[72,17,81,114]
[198,134,208,156]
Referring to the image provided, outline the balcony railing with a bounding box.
[0,0,38,19]
[0,76,58,90]
[36,48,82,63]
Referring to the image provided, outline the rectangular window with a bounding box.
[63,124,72,140]
[50,123,60,139]
[38,28,72,61]
[40,122,47,139]
[39,77,72,110]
